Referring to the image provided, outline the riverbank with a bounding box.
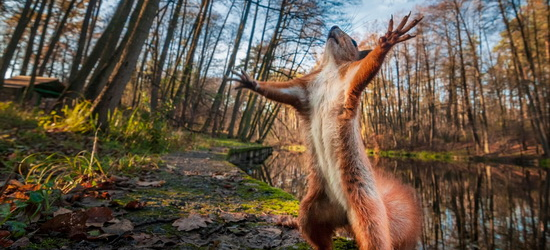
[280,144,548,167]
[365,148,549,167]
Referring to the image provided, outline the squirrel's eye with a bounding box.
[351,39,357,47]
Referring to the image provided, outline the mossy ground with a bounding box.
[0,102,359,249]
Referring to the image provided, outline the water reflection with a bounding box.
[236,150,550,250]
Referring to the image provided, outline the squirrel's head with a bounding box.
[323,26,370,66]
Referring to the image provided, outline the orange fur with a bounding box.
[231,14,423,250]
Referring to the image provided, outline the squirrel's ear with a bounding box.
[357,50,372,60]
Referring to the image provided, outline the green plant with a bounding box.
[110,153,160,174]
[20,150,106,193]
[107,108,171,153]
[39,101,96,133]
[0,186,61,239]
[0,102,38,129]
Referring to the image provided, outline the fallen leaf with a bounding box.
[0,238,13,248]
[220,212,247,223]
[172,213,212,231]
[53,207,73,217]
[124,200,146,210]
[109,175,129,182]
[212,173,228,180]
[85,207,113,227]
[0,230,10,238]
[101,219,134,235]
[129,232,152,242]
[95,181,115,190]
[10,236,30,248]
[129,233,177,248]
[87,230,115,240]
[7,179,23,187]
[181,170,199,176]
[245,226,283,248]
[136,180,166,187]
[77,196,110,207]
[0,231,12,248]
[40,211,88,239]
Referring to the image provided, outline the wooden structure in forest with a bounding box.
[2,76,65,99]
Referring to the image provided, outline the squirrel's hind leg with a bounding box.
[299,176,347,250]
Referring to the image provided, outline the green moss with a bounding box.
[26,237,71,249]
[333,237,358,249]
[541,158,549,168]
[281,242,312,250]
[0,102,39,130]
[236,177,299,216]
[367,149,454,163]
[188,133,259,150]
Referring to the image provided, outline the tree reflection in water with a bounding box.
[236,150,549,250]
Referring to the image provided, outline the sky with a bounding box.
[346,0,428,32]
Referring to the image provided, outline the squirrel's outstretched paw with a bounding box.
[230,69,258,91]
[379,13,423,48]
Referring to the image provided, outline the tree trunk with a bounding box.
[22,0,54,102]
[150,0,184,113]
[92,0,160,130]
[38,0,77,76]
[85,0,146,101]
[454,2,482,152]
[20,0,47,76]
[69,0,98,80]
[228,0,260,138]
[0,0,36,87]
[201,0,252,133]
[170,0,211,122]
[58,0,133,104]
[498,0,550,157]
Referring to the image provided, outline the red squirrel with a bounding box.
[231,14,423,250]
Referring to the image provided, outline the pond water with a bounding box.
[235,150,550,250]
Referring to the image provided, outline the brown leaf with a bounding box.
[0,231,12,248]
[109,175,129,182]
[172,213,212,231]
[136,180,166,187]
[245,226,283,248]
[0,230,10,238]
[124,200,146,210]
[0,238,13,248]
[77,196,110,207]
[129,232,152,242]
[220,212,247,223]
[85,207,113,227]
[10,236,30,248]
[101,219,134,235]
[53,207,73,217]
[7,179,23,187]
[129,233,177,248]
[40,211,88,239]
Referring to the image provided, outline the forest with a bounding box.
[0,0,548,157]
[0,0,549,249]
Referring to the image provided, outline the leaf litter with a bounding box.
[0,150,305,249]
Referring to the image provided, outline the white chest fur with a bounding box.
[307,63,359,209]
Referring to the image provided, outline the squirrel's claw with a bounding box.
[380,13,422,48]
